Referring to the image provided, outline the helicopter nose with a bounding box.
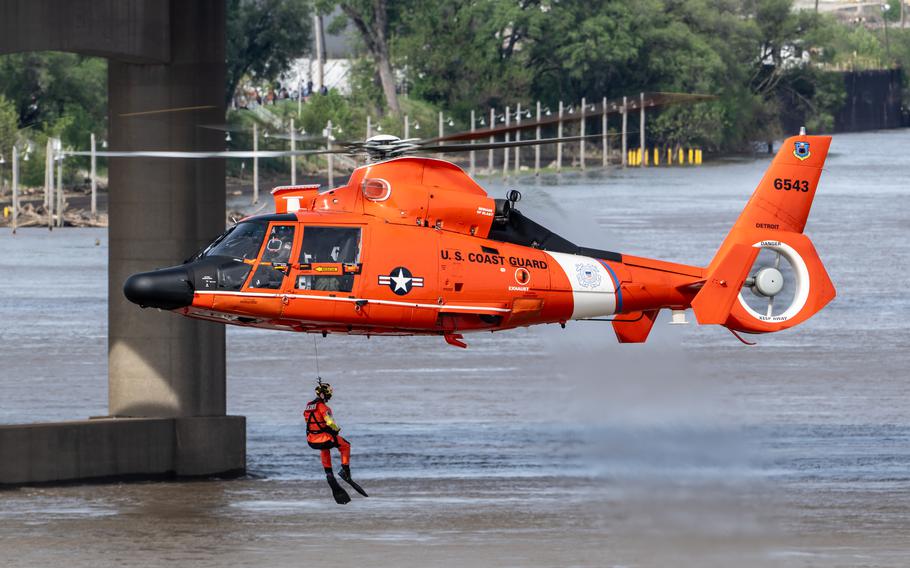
[123,266,194,310]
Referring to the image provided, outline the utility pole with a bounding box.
[514,103,521,176]
[314,14,325,93]
[11,146,17,234]
[557,101,563,172]
[488,108,495,174]
[290,119,297,186]
[469,109,476,177]
[44,138,52,209]
[56,142,64,227]
[580,97,586,170]
[639,92,646,167]
[621,96,628,167]
[503,105,510,178]
[46,140,53,230]
[534,101,541,175]
[252,123,259,205]
[90,133,97,216]
[602,97,608,168]
[326,120,334,188]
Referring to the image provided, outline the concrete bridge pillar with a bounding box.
[0,0,244,484]
[107,2,227,419]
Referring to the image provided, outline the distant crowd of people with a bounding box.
[232,80,330,110]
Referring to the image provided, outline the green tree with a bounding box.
[322,0,406,115]
[0,95,16,160]
[0,52,106,152]
[394,0,541,112]
[226,0,313,103]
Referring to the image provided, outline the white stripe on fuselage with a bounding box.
[545,251,617,319]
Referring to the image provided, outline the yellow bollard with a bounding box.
[643,148,649,166]
[3,206,9,218]
[695,149,702,165]
[653,147,659,166]
[677,147,684,165]
[667,147,672,166]
[687,148,693,165]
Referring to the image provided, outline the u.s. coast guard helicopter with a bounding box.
[121,127,835,348]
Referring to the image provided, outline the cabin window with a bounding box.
[299,227,361,264]
[295,226,361,293]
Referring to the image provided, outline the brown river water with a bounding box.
[1,130,909,567]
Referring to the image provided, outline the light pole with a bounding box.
[883,3,892,61]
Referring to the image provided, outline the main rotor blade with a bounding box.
[419,133,613,153]
[64,149,344,159]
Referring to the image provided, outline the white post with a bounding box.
[469,109,476,177]
[557,101,563,172]
[403,115,409,139]
[621,96,628,167]
[367,115,372,139]
[514,102,521,176]
[47,140,53,230]
[290,119,297,185]
[640,92,646,167]
[56,143,64,227]
[11,146,17,234]
[534,100,541,175]
[438,111,443,140]
[44,138,51,209]
[503,105,510,177]
[90,133,97,217]
[602,97,608,168]
[252,123,259,204]
[488,108,495,173]
[326,119,334,188]
[580,97,586,170]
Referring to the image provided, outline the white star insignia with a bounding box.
[390,268,412,292]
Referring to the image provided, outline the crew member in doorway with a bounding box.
[303,380,368,503]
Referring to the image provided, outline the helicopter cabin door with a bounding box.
[237,221,298,320]
[285,225,364,326]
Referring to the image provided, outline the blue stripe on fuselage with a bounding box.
[597,258,623,314]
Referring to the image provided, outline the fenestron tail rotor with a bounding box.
[740,246,797,320]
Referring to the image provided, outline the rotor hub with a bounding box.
[751,266,784,297]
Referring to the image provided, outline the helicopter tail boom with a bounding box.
[691,134,836,334]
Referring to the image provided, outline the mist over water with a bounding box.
[1,130,909,566]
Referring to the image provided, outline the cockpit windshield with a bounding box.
[199,222,268,260]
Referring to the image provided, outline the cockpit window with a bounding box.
[202,222,268,261]
[260,224,295,264]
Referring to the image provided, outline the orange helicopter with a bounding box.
[123,131,835,347]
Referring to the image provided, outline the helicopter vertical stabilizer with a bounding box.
[691,134,836,334]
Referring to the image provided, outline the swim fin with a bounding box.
[325,470,351,504]
[339,465,369,497]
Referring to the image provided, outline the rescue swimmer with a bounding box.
[303,380,368,504]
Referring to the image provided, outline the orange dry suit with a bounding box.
[303,398,350,468]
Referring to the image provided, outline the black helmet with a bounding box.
[315,379,333,400]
